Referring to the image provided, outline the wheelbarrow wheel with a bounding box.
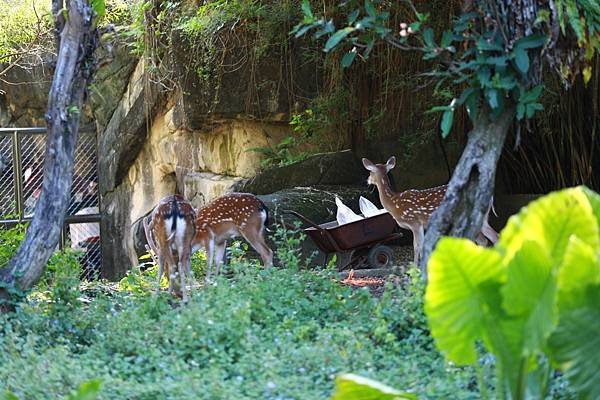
[367,245,394,269]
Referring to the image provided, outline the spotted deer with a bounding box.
[362,156,498,265]
[144,194,196,301]
[191,193,273,282]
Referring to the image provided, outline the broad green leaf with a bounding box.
[423,28,434,47]
[440,109,454,138]
[300,0,313,20]
[565,0,585,41]
[557,236,600,308]
[324,27,355,52]
[520,85,544,103]
[331,374,416,400]
[525,102,543,118]
[347,9,360,25]
[365,0,377,18]
[498,187,600,266]
[66,379,101,400]
[1,392,20,400]
[549,286,600,400]
[514,34,548,50]
[501,240,557,355]
[91,0,105,24]
[440,30,453,48]
[341,50,357,68]
[465,89,479,121]
[485,88,499,109]
[581,186,600,229]
[517,102,526,120]
[514,47,529,74]
[425,238,503,365]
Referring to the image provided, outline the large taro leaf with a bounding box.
[557,236,600,300]
[549,286,600,400]
[425,237,503,365]
[501,241,557,355]
[581,186,600,229]
[331,374,416,400]
[498,187,599,266]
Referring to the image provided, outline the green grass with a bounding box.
[0,260,487,400]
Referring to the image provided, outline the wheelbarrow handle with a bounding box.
[282,210,323,230]
[282,210,344,253]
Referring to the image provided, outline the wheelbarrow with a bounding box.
[284,210,402,270]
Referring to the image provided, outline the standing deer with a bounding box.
[191,193,273,282]
[362,156,498,265]
[143,194,196,301]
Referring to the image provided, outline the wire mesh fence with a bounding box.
[0,128,101,280]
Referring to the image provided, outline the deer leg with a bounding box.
[157,254,165,295]
[411,225,425,266]
[214,241,227,276]
[178,260,188,303]
[241,228,273,268]
[164,250,181,298]
[205,238,215,283]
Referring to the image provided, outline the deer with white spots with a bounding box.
[144,194,196,301]
[191,193,273,282]
[362,157,498,265]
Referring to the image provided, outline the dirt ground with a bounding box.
[340,245,413,296]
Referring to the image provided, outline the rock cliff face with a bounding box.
[1,29,454,279]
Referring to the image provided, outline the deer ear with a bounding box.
[362,158,376,172]
[385,156,396,171]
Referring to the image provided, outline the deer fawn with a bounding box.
[191,193,273,282]
[144,195,196,301]
[362,156,498,265]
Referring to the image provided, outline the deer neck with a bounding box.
[374,174,397,208]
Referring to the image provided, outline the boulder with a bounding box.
[234,150,366,195]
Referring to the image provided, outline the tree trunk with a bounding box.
[0,0,98,310]
[419,106,515,279]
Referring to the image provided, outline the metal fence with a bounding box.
[0,128,101,280]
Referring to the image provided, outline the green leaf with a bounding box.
[498,187,600,266]
[581,186,600,229]
[66,380,101,400]
[324,27,355,52]
[91,0,105,24]
[517,102,526,120]
[425,238,504,365]
[513,47,529,74]
[364,0,377,18]
[1,392,20,400]
[341,50,357,68]
[440,30,453,48]
[520,85,544,103]
[300,0,313,20]
[525,102,543,118]
[347,9,360,25]
[464,89,479,121]
[549,286,600,400]
[501,240,557,355]
[332,374,416,400]
[485,88,499,109]
[293,24,313,38]
[514,34,548,50]
[423,28,434,47]
[557,236,600,298]
[440,109,454,138]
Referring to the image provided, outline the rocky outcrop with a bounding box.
[233,150,365,194]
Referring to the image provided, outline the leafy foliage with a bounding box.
[425,186,600,399]
[248,136,308,168]
[293,0,600,136]
[331,374,416,400]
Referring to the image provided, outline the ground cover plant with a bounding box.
[0,225,477,399]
